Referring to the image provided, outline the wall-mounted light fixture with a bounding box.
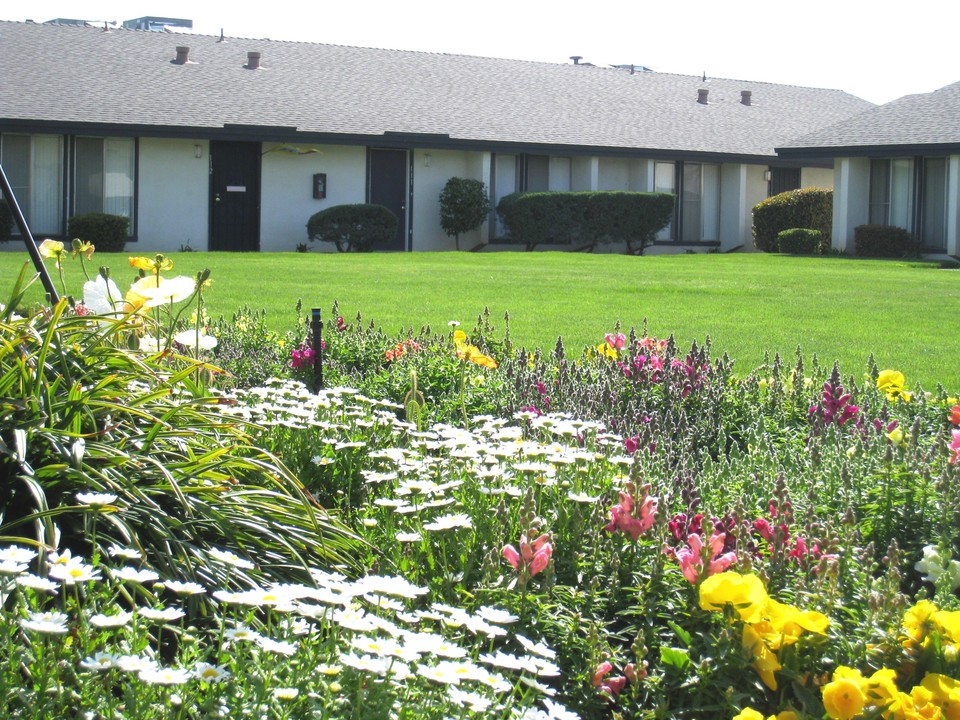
[764,169,772,182]
[424,153,432,167]
[194,144,203,159]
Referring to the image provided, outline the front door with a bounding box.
[367,148,408,251]
[210,141,261,251]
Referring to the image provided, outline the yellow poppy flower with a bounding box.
[743,624,782,691]
[129,254,174,272]
[699,571,769,623]
[822,671,866,720]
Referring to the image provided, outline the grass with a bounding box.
[2,250,958,390]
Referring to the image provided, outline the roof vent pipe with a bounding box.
[246,51,262,70]
[174,46,190,64]
[741,90,752,106]
[697,88,709,104]
[570,55,582,65]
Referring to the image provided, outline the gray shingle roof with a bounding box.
[0,20,874,159]
[779,81,960,155]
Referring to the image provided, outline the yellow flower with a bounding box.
[453,331,497,369]
[755,598,829,649]
[38,239,66,266]
[743,624,782,690]
[699,571,770,623]
[732,710,765,720]
[822,670,867,720]
[595,342,618,360]
[902,600,939,650]
[921,673,960,720]
[129,254,174,272]
[71,238,95,260]
[877,369,911,402]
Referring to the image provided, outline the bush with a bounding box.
[439,177,491,250]
[776,227,824,254]
[854,224,921,258]
[67,212,129,252]
[0,199,12,242]
[307,204,398,252]
[753,187,832,252]
[496,191,674,253]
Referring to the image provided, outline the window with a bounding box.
[75,137,135,232]
[920,158,948,250]
[0,133,64,235]
[654,161,675,240]
[680,162,719,242]
[869,158,913,229]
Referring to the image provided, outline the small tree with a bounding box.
[439,178,491,251]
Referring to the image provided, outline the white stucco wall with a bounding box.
[740,164,771,252]
[832,157,871,252]
[719,163,747,251]
[411,149,490,251]
[598,158,630,191]
[571,157,597,191]
[260,144,366,252]
[801,167,834,189]
[136,138,209,252]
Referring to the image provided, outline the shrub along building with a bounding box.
[777,81,960,256]
[0,19,873,253]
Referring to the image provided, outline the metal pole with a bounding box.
[311,308,324,392]
[0,161,60,304]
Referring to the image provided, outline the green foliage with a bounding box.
[0,279,360,591]
[438,177,491,250]
[67,212,129,252]
[776,227,825,254]
[210,305,297,388]
[496,191,674,253]
[306,204,398,252]
[753,187,832,252]
[854,224,921,258]
[0,199,12,242]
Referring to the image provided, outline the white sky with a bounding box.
[3,0,957,105]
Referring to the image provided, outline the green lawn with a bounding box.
[3,250,958,391]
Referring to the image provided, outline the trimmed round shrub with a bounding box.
[854,224,920,258]
[776,228,824,254]
[67,213,129,252]
[307,204,398,252]
[439,177,491,250]
[0,199,12,242]
[753,188,832,252]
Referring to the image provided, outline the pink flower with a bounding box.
[672,531,736,584]
[503,531,553,581]
[605,484,658,541]
[502,544,520,570]
[604,332,626,350]
[624,435,639,454]
[949,429,960,464]
[591,661,613,687]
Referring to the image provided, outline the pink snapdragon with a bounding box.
[502,531,553,583]
[592,661,627,699]
[949,429,960,464]
[673,531,737,584]
[604,332,627,350]
[289,341,323,369]
[605,483,658,541]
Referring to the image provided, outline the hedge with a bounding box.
[776,228,824,254]
[67,213,129,252]
[854,224,920,258]
[753,188,832,252]
[495,191,674,254]
[307,204,399,253]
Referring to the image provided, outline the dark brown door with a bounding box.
[367,148,408,251]
[210,141,261,251]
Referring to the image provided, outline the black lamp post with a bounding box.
[311,307,324,391]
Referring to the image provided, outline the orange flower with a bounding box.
[950,405,960,426]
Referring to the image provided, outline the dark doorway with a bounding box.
[210,141,261,251]
[769,167,801,197]
[367,148,408,251]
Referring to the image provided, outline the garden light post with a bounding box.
[311,307,324,391]
[0,162,60,303]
